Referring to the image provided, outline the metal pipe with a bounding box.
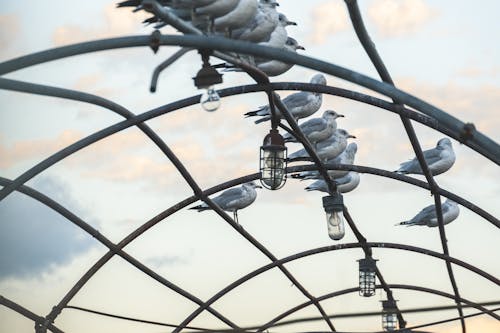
[0,35,497,164]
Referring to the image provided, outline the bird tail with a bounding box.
[395,221,415,226]
[117,0,140,8]
[189,204,210,212]
[244,110,260,118]
[254,116,271,124]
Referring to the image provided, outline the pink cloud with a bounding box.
[310,1,350,44]
[0,14,21,59]
[52,3,151,46]
[0,130,84,169]
[368,0,437,37]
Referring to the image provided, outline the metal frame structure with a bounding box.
[1,1,498,332]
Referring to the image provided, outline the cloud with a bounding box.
[310,1,350,44]
[52,3,151,46]
[0,130,84,169]
[0,14,21,59]
[368,0,437,37]
[0,176,95,279]
[396,77,500,140]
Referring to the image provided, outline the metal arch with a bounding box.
[0,35,497,164]
[259,284,499,332]
[0,295,64,333]
[0,179,240,330]
[0,23,497,333]
[1,80,498,226]
[2,175,497,322]
[178,240,500,331]
[1,159,497,325]
[343,1,465,329]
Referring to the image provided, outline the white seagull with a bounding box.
[283,110,344,146]
[288,129,355,162]
[232,0,280,42]
[189,182,261,223]
[292,142,358,180]
[396,138,456,176]
[258,13,297,48]
[305,171,361,194]
[245,73,327,124]
[396,199,460,227]
[213,0,259,35]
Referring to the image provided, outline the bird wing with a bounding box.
[301,118,326,134]
[410,205,436,225]
[282,91,311,108]
[422,147,443,165]
[213,187,245,209]
[334,174,352,186]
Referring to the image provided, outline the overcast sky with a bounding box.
[0,1,499,332]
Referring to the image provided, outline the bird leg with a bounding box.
[233,210,239,225]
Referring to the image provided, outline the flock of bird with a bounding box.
[118,0,462,229]
[117,0,305,76]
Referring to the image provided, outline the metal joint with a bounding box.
[149,29,161,53]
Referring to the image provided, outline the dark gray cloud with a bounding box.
[0,177,96,279]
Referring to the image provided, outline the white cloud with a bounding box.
[368,0,437,37]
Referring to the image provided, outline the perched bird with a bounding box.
[305,171,360,194]
[221,37,304,76]
[245,73,327,124]
[258,13,296,48]
[288,129,355,162]
[213,0,259,35]
[292,142,358,180]
[396,199,460,227]
[231,0,280,42]
[396,138,455,176]
[283,110,344,146]
[194,0,240,22]
[189,182,261,223]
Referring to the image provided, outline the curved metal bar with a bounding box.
[1,80,497,327]
[343,2,466,329]
[0,35,497,164]
[2,81,497,226]
[2,162,497,330]
[150,47,193,93]
[0,295,64,333]
[260,284,499,332]
[0,178,240,330]
[183,240,499,333]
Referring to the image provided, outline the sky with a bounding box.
[0,0,499,332]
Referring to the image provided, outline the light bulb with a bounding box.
[326,211,345,240]
[200,86,220,112]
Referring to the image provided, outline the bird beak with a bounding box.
[255,185,263,189]
[337,114,345,117]
[348,135,356,138]
[274,2,280,6]
[287,21,297,26]
[297,45,305,50]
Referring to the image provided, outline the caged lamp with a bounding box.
[322,192,346,240]
[358,256,378,297]
[381,299,398,331]
[260,129,287,190]
[193,49,223,112]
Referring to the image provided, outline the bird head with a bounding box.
[323,109,344,120]
[437,137,452,148]
[285,37,305,51]
[310,73,327,85]
[337,129,356,139]
[246,182,263,189]
[278,13,296,27]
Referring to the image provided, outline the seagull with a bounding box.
[395,138,456,176]
[231,0,280,42]
[258,13,296,48]
[283,110,344,146]
[396,199,460,227]
[194,0,240,23]
[244,73,327,124]
[189,182,261,224]
[213,0,259,35]
[291,142,358,180]
[288,129,355,162]
[221,37,304,76]
[305,171,360,194]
